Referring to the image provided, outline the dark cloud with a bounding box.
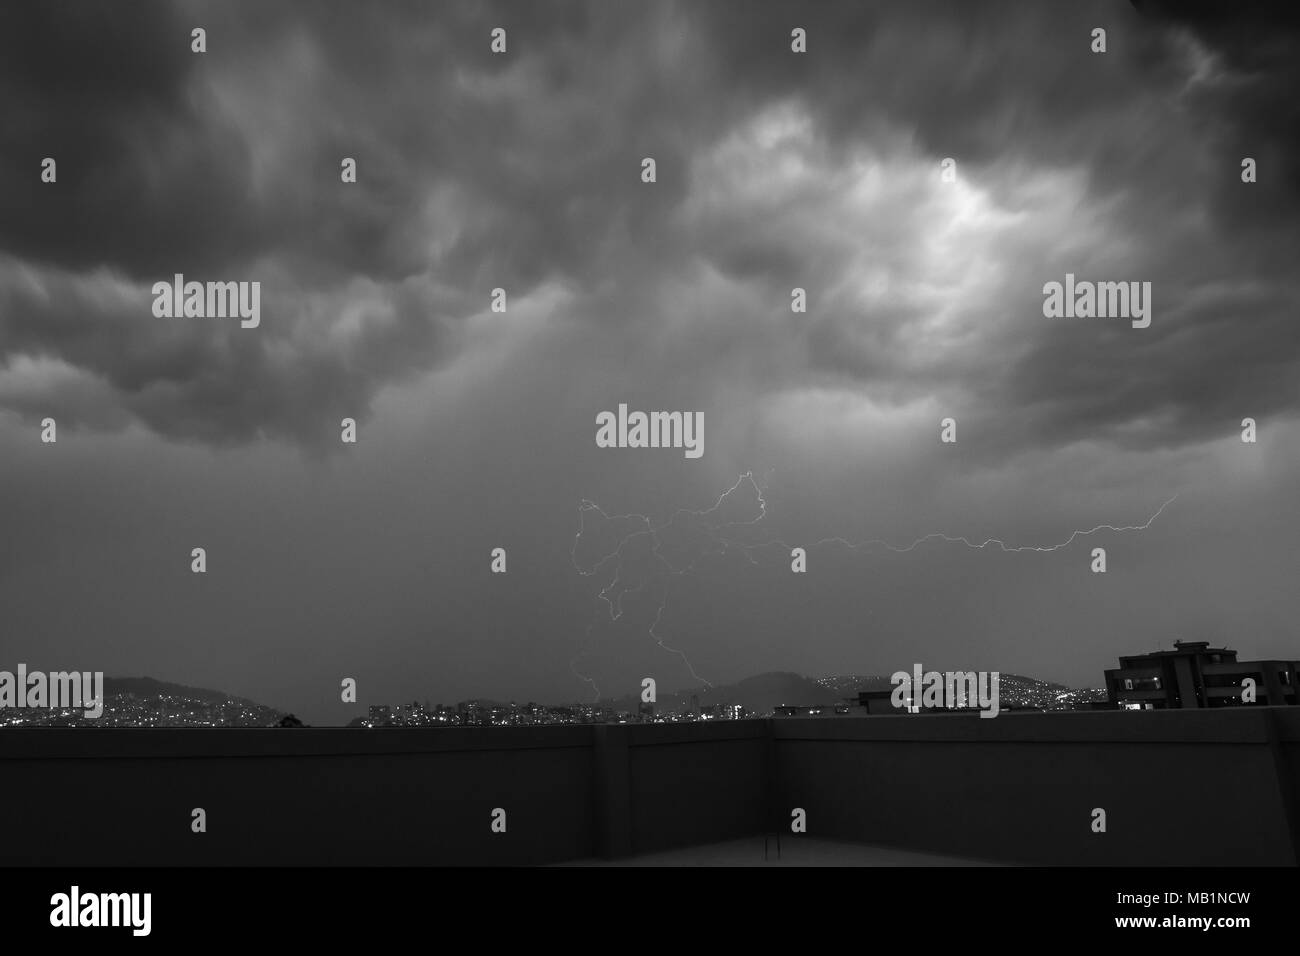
[2,0,1295,452]
[0,2,257,277]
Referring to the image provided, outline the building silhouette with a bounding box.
[1105,640,1298,710]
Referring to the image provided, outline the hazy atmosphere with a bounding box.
[2,0,1297,725]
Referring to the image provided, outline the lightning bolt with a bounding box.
[569,477,757,696]
[571,472,1177,699]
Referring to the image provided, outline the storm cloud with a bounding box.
[0,0,1296,720]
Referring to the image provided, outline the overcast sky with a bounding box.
[1,0,1297,723]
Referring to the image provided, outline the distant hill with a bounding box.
[604,671,849,716]
[997,673,1069,692]
[2,676,293,728]
[819,672,1069,694]
[816,674,894,695]
[603,670,1086,716]
[103,676,270,708]
[818,672,1079,710]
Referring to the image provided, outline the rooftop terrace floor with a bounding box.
[562,836,1002,867]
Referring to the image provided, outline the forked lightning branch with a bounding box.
[571,472,1177,698]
